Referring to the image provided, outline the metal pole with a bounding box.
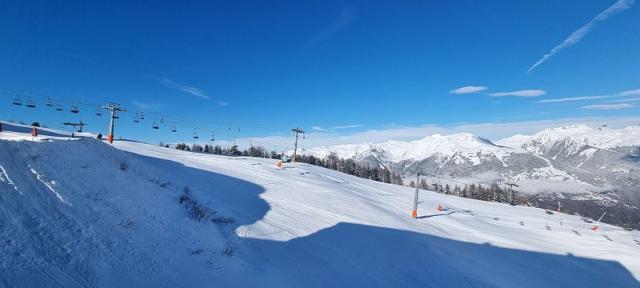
[291,128,304,162]
[103,102,125,144]
[293,131,299,162]
[412,173,420,219]
[108,109,115,144]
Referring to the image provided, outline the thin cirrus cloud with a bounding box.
[308,7,356,44]
[331,124,364,130]
[131,99,164,110]
[160,78,210,100]
[607,97,640,103]
[581,103,633,110]
[312,124,363,132]
[449,86,488,94]
[489,90,547,97]
[527,0,635,73]
[618,88,640,97]
[537,87,640,103]
[537,95,611,103]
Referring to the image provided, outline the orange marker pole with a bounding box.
[591,211,606,231]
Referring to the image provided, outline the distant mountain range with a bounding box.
[297,125,640,226]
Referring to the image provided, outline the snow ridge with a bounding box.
[497,124,640,155]
[300,133,518,164]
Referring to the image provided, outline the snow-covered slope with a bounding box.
[1,127,640,287]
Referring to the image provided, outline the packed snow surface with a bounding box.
[1,126,639,287]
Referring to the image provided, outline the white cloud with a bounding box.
[311,124,363,131]
[538,88,640,103]
[617,88,640,97]
[449,86,488,94]
[331,124,363,130]
[537,95,610,103]
[131,99,164,110]
[218,102,229,107]
[527,0,634,73]
[607,97,640,103]
[490,90,546,97]
[218,116,640,150]
[581,103,633,110]
[160,78,210,99]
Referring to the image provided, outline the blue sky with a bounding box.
[0,0,639,148]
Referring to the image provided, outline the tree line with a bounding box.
[295,153,405,185]
[409,178,517,204]
[169,142,285,159]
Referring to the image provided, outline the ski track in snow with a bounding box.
[0,164,20,193]
[29,167,71,206]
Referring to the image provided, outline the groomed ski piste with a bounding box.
[1,121,639,288]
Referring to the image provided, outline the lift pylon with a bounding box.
[102,102,126,144]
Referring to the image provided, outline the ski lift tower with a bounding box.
[102,102,126,144]
[505,183,519,206]
[63,120,88,133]
[291,127,305,162]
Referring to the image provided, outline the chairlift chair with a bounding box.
[46,98,53,107]
[171,125,177,132]
[95,107,103,116]
[133,117,140,123]
[26,98,36,108]
[55,105,63,111]
[12,98,22,106]
[152,122,159,129]
[70,105,80,113]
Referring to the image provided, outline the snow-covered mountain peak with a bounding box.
[497,124,640,155]
[300,132,513,164]
[413,132,491,145]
